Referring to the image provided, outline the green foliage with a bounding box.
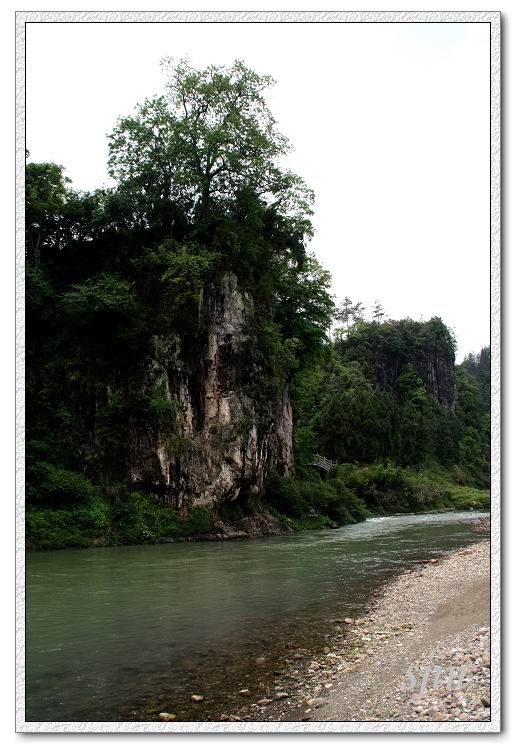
[294,320,488,477]
[25,162,71,265]
[26,508,108,550]
[27,462,106,511]
[142,240,220,305]
[62,273,138,320]
[330,462,489,515]
[273,256,334,367]
[26,266,55,319]
[333,463,437,514]
[26,463,110,549]
[332,462,412,513]
[462,346,490,411]
[245,324,307,403]
[292,426,318,477]
[313,363,399,464]
[455,355,490,488]
[110,491,214,544]
[264,474,370,529]
[93,389,129,461]
[335,317,456,383]
[147,383,177,424]
[327,480,371,524]
[108,59,312,224]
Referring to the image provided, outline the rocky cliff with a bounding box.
[337,319,458,411]
[127,273,294,514]
[413,348,458,409]
[364,342,457,410]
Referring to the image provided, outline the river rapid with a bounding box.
[26,510,489,722]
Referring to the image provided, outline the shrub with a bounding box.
[331,461,491,514]
[26,462,110,548]
[27,462,106,510]
[111,490,215,544]
[264,473,369,528]
[330,480,371,524]
[26,496,110,549]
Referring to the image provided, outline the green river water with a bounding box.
[26,510,489,722]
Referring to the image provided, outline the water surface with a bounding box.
[26,510,489,721]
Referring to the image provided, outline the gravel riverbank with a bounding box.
[212,532,490,724]
[308,537,490,722]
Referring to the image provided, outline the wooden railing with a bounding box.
[311,454,337,472]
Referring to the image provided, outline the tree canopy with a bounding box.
[108,59,313,229]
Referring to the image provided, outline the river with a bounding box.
[26,510,489,722]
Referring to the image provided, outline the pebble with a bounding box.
[159,712,177,721]
[226,537,490,724]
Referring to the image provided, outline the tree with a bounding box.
[273,256,335,368]
[334,297,367,342]
[108,59,313,226]
[25,162,71,265]
[314,363,398,463]
[462,346,490,411]
[351,301,365,324]
[336,296,354,330]
[372,299,386,322]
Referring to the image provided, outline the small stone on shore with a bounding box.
[159,712,177,721]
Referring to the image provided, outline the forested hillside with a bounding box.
[25,60,490,548]
[268,322,490,532]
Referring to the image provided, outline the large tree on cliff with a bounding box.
[107,59,313,227]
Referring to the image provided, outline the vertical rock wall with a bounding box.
[128,273,293,511]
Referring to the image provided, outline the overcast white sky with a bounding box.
[26,21,491,361]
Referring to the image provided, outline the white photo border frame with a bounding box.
[15,9,501,734]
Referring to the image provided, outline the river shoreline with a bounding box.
[27,505,490,551]
[213,522,490,724]
[26,510,489,723]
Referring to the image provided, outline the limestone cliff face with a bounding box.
[373,347,457,409]
[128,274,293,510]
[414,349,458,409]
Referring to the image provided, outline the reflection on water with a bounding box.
[26,510,489,721]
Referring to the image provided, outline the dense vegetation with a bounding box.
[25,60,333,547]
[264,328,490,530]
[26,60,490,548]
